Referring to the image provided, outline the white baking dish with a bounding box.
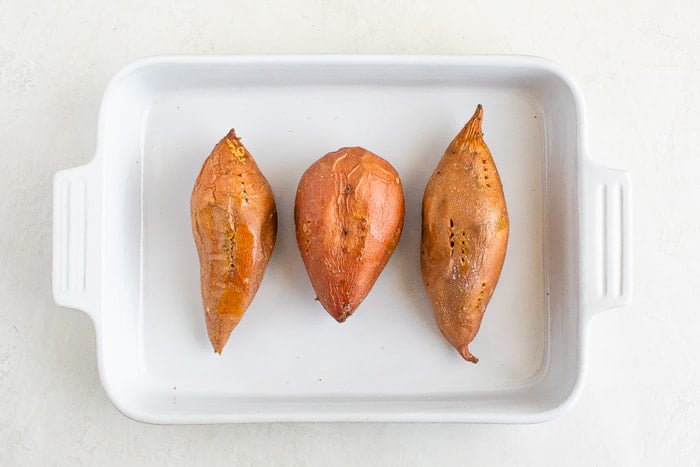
[52,55,632,423]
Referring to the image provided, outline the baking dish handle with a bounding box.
[583,162,633,318]
[52,161,101,317]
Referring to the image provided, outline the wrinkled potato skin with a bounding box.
[191,129,277,354]
[421,106,509,363]
[295,147,405,322]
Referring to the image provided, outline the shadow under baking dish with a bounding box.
[92,56,587,423]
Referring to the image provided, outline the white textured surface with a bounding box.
[0,0,697,464]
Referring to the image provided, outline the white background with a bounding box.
[1,0,698,465]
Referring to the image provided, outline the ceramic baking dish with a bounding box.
[52,55,632,423]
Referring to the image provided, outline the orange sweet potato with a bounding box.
[421,105,509,363]
[191,129,277,353]
[294,147,405,322]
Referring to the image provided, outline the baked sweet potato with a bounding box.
[421,105,509,363]
[295,147,404,322]
[191,129,277,354]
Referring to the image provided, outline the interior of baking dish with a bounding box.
[61,56,601,422]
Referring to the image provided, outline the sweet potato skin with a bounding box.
[295,147,405,322]
[421,105,509,363]
[191,129,277,354]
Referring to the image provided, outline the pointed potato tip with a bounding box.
[325,302,355,323]
[330,309,350,323]
[209,334,229,355]
[467,104,483,126]
[447,103,485,150]
[225,128,239,141]
[211,334,229,354]
[459,345,479,364]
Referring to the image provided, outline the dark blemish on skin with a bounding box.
[343,185,352,195]
[227,231,236,270]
